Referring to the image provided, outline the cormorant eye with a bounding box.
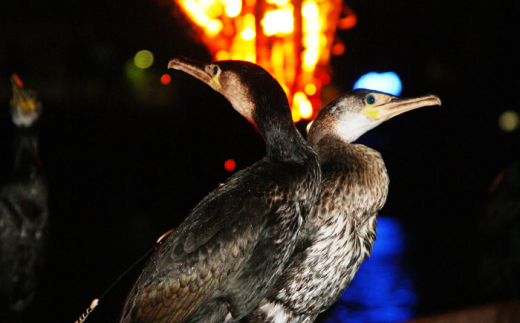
[212,65,220,76]
[366,94,376,105]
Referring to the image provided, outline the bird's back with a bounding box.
[121,154,319,322]
[249,139,388,322]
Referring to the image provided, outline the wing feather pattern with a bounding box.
[121,163,284,322]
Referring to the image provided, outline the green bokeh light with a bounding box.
[498,110,519,132]
[134,50,154,69]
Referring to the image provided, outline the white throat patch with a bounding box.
[12,106,40,127]
[335,113,382,143]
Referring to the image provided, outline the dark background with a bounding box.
[1,0,519,321]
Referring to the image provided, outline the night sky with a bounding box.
[1,0,519,322]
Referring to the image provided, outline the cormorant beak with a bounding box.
[10,74,37,113]
[362,94,441,121]
[168,58,222,91]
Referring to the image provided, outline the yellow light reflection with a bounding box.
[241,28,256,40]
[267,0,289,6]
[294,92,313,119]
[224,0,242,17]
[198,0,222,16]
[302,1,319,20]
[173,0,352,122]
[216,50,230,60]
[179,0,223,37]
[243,52,256,62]
[207,20,224,37]
[304,83,317,95]
[302,49,319,71]
[292,108,301,123]
[262,8,294,36]
[303,35,320,48]
[300,104,313,119]
[244,13,255,24]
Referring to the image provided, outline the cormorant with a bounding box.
[478,161,520,301]
[0,75,48,313]
[120,59,321,322]
[245,89,441,322]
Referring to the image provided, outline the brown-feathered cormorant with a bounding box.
[0,75,48,313]
[245,89,441,322]
[119,59,321,322]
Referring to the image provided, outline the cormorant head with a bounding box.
[10,74,42,127]
[168,58,290,127]
[309,89,441,146]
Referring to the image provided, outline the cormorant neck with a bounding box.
[255,100,313,163]
[310,133,352,166]
[308,112,336,150]
[12,128,40,174]
[265,124,312,163]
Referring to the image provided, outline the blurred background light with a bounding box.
[3,0,518,322]
[134,50,154,69]
[306,120,313,133]
[125,60,146,85]
[173,0,357,121]
[160,74,171,85]
[498,110,519,132]
[304,83,317,96]
[322,216,417,322]
[224,158,236,172]
[353,72,402,96]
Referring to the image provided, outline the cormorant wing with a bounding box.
[121,165,282,322]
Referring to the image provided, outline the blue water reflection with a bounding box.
[320,216,417,323]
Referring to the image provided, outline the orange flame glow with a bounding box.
[173,0,356,121]
[12,73,24,88]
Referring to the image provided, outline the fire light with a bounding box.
[262,8,294,36]
[12,74,24,87]
[171,0,356,122]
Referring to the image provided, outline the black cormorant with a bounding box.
[120,59,321,322]
[478,161,520,300]
[0,75,48,314]
[245,89,441,322]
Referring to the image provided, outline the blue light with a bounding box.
[320,216,417,322]
[353,72,402,96]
